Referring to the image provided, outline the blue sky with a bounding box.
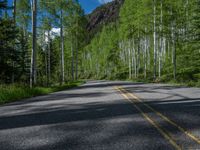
[79,0,101,14]
[7,0,113,14]
[79,0,114,14]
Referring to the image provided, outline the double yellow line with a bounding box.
[114,86,200,150]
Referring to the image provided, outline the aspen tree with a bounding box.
[30,0,37,87]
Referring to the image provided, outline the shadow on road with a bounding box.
[0,101,135,130]
[124,85,200,131]
[0,81,200,150]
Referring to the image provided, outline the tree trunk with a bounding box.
[11,0,17,83]
[132,38,137,78]
[159,0,163,78]
[128,40,131,79]
[71,35,74,81]
[144,28,147,79]
[47,30,51,85]
[137,31,140,76]
[30,0,37,88]
[60,9,65,84]
[172,21,176,79]
[45,44,48,86]
[171,8,176,80]
[153,0,157,80]
[12,0,16,23]
[185,0,189,46]
[75,19,78,80]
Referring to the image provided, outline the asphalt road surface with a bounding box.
[0,81,200,150]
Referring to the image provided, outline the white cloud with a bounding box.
[98,0,113,4]
[50,28,60,37]
[44,28,60,43]
[39,28,60,51]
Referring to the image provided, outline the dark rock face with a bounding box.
[86,0,124,33]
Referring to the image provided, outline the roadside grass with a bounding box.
[166,79,200,88]
[0,81,84,105]
[128,77,200,88]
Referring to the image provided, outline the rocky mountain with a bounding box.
[86,0,124,35]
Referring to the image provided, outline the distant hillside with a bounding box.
[86,0,124,36]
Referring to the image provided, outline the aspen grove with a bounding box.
[0,0,199,88]
[81,0,200,85]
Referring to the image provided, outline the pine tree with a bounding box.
[0,1,18,83]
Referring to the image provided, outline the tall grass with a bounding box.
[0,81,83,105]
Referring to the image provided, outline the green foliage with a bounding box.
[81,23,121,79]
[0,18,19,82]
[0,81,84,104]
[0,0,199,89]
[80,0,200,87]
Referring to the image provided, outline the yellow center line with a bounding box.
[118,86,200,145]
[114,86,182,150]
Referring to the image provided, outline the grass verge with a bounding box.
[0,81,84,105]
[129,78,200,87]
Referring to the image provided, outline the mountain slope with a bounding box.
[86,0,124,35]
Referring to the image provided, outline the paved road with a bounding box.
[0,81,200,150]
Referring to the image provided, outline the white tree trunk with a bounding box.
[30,0,37,87]
[128,40,131,79]
[132,38,137,78]
[137,31,140,76]
[153,0,157,79]
[47,30,51,85]
[144,28,148,78]
[185,0,189,46]
[11,0,17,83]
[12,0,16,23]
[147,37,150,68]
[45,43,48,85]
[71,35,75,81]
[159,0,163,78]
[170,8,176,80]
[75,26,78,80]
[172,22,176,79]
[60,10,65,84]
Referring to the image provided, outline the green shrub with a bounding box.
[0,81,83,105]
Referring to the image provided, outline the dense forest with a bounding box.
[0,0,86,87]
[0,0,200,92]
[83,0,200,86]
